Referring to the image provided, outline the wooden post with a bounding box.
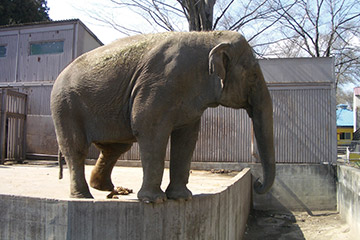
[0,89,8,164]
[22,93,27,162]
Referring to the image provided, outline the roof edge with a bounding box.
[0,19,103,46]
[0,19,79,29]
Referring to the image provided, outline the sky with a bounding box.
[47,0,138,44]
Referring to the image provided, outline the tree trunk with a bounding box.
[182,0,216,31]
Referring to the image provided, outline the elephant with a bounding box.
[50,31,275,203]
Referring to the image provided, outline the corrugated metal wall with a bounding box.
[20,86,52,115]
[89,107,253,162]
[194,107,252,162]
[271,86,336,163]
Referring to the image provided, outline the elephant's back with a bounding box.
[50,30,244,114]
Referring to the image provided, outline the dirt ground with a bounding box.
[244,210,353,240]
[0,161,239,200]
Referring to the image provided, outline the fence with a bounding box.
[0,89,27,164]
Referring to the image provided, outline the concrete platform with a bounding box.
[0,165,252,240]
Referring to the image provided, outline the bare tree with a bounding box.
[87,1,278,37]
[265,0,360,93]
[99,0,215,32]
[85,0,183,34]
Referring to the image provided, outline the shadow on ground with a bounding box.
[4,160,59,168]
[244,210,351,240]
[244,210,305,240]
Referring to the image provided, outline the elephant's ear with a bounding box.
[209,43,231,81]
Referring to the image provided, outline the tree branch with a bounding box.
[213,0,234,30]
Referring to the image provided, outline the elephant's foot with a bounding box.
[90,171,114,191]
[138,187,167,203]
[165,184,192,201]
[70,190,94,199]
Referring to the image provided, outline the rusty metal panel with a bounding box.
[17,29,73,82]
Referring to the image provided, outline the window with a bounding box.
[340,132,351,140]
[0,45,6,58]
[30,41,64,55]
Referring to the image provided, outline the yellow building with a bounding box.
[336,104,353,146]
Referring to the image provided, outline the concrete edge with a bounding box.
[0,168,252,240]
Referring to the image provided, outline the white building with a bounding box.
[0,19,103,157]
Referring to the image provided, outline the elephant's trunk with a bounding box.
[248,69,276,194]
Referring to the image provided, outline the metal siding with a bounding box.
[108,87,335,164]
[89,142,153,160]
[271,87,335,163]
[88,107,253,163]
[121,143,141,160]
[17,29,73,82]
[193,107,252,162]
[76,25,102,57]
[0,34,18,82]
[259,58,333,84]
[19,86,52,115]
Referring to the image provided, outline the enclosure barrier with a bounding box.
[0,168,251,240]
[337,165,360,238]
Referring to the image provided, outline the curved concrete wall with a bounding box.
[0,169,251,240]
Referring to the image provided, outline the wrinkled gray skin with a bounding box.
[51,31,275,203]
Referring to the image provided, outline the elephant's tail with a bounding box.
[58,149,63,179]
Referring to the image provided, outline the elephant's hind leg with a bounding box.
[90,143,132,191]
[62,145,92,198]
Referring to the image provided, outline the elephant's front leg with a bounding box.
[136,129,171,203]
[166,120,200,201]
